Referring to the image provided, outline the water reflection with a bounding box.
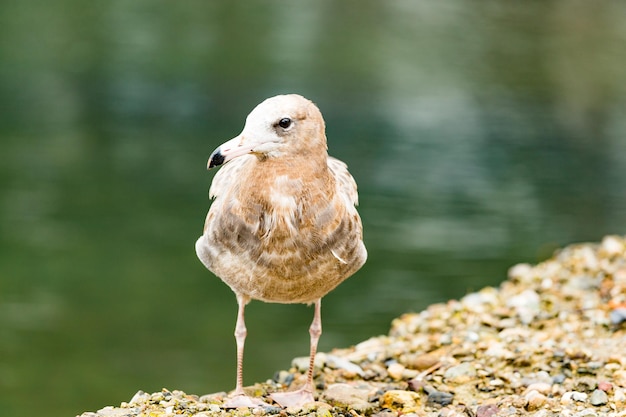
[1,2,625,417]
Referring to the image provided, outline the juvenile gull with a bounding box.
[195,94,367,408]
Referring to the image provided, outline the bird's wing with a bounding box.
[327,156,359,206]
[208,154,256,199]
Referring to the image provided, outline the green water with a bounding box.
[1,2,626,416]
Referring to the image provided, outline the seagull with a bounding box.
[195,94,367,408]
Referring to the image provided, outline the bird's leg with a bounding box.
[270,299,321,408]
[223,294,270,408]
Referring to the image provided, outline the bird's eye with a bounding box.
[277,117,292,129]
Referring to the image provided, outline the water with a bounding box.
[1,2,626,416]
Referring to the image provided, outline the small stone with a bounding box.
[597,381,612,392]
[199,391,228,403]
[600,235,624,256]
[575,377,597,392]
[614,388,626,407]
[128,390,148,405]
[511,396,527,408]
[274,370,294,385]
[524,382,552,395]
[444,363,477,383]
[571,391,588,402]
[387,363,406,380]
[614,369,626,386]
[404,353,440,370]
[589,389,608,406]
[380,390,421,413]
[489,378,504,387]
[561,392,573,405]
[371,411,396,417]
[322,383,374,413]
[475,404,499,417]
[96,407,133,417]
[525,390,547,411]
[506,289,540,324]
[407,378,425,392]
[426,389,453,406]
[326,354,364,377]
[574,409,598,417]
[508,263,533,282]
[610,308,626,325]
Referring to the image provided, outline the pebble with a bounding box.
[601,235,624,256]
[325,354,364,377]
[403,352,440,370]
[524,382,552,395]
[423,385,453,406]
[506,289,540,324]
[380,390,421,413]
[589,389,608,406]
[574,409,598,417]
[443,362,476,383]
[525,390,547,410]
[597,380,612,392]
[475,404,499,417]
[387,362,405,380]
[609,308,626,325]
[322,383,374,413]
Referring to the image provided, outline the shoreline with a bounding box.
[80,235,626,416]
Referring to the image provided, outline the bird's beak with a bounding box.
[207,135,256,169]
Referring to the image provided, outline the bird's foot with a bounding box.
[223,394,271,409]
[270,388,315,408]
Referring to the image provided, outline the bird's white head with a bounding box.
[208,94,327,169]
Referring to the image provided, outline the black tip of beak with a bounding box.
[208,149,225,169]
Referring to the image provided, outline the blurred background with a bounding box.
[1,1,626,416]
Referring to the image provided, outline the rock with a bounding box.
[610,308,626,325]
[403,352,440,370]
[475,404,499,417]
[525,390,547,411]
[380,390,421,413]
[597,380,612,392]
[322,383,374,413]
[443,362,476,383]
[506,289,540,324]
[600,235,624,256]
[614,388,626,407]
[589,389,608,406]
[524,382,552,395]
[127,390,149,405]
[326,354,365,377]
[387,362,405,380]
[574,409,598,417]
[95,407,134,417]
[425,387,453,406]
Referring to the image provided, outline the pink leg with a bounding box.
[270,299,321,408]
[223,295,269,408]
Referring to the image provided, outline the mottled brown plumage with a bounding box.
[195,94,366,408]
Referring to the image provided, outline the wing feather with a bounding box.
[327,156,359,206]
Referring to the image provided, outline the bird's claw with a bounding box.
[270,388,315,408]
[223,394,271,409]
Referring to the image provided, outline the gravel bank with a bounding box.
[79,235,626,417]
